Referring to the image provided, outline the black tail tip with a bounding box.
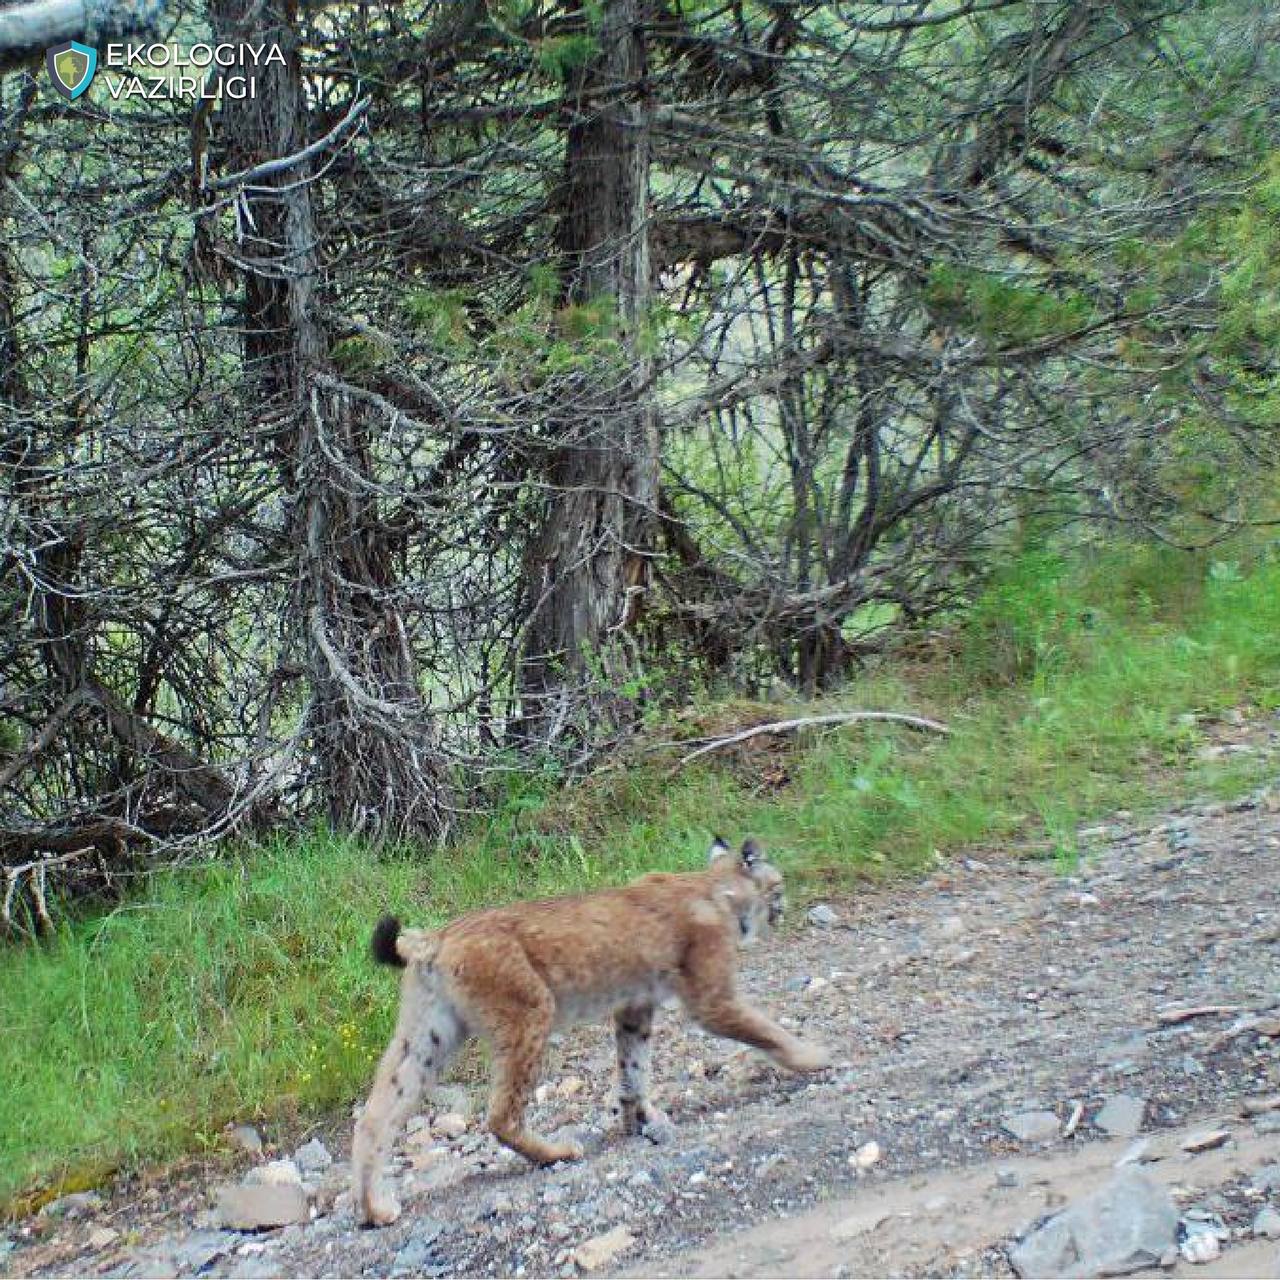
[371,915,405,967]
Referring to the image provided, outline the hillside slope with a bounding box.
[7,748,1279,1278]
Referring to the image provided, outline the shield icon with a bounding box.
[46,41,98,101]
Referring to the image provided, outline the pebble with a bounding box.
[225,1124,264,1155]
[215,1182,309,1231]
[433,1112,468,1140]
[162,1229,240,1273]
[1180,1129,1230,1154]
[88,1226,119,1249]
[1002,1111,1060,1144]
[294,1138,333,1176]
[1253,1207,1280,1240]
[38,1191,104,1221]
[849,1141,882,1170]
[391,1221,446,1279]
[431,1084,476,1117]
[1095,1094,1146,1138]
[572,1226,636,1272]
[995,1166,1019,1188]
[807,904,840,927]
[245,1159,302,1187]
[1179,1231,1221,1264]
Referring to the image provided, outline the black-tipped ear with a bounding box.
[709,835,731,863]
[740,838,763,868]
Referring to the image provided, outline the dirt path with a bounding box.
[6,765,1280,1280]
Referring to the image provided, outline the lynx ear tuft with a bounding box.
[708,835,732,863]
[740,837,763,868]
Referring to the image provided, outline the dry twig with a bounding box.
[673,710,951,769]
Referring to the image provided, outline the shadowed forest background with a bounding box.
[1,0,1279,1207]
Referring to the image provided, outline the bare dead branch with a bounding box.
[674,711,952,769]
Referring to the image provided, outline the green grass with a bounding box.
[2,541,1279,1209]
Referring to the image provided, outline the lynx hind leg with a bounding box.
[353,972,463,1227]
[457,945,583,1166]
[613,1004,675,1143]
[678,931,831,1074]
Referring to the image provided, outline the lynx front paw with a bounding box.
[543,1139,585,1164]
[618,1100,675,1143]
[640,1110,677,1146]
[783,1040,832,1072]
[361,1193,402,1228]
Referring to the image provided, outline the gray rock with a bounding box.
[1253,1207,1280,1240]
[1097,1039,1150,1068]
[226,1258,282,1280]
[1096,1094,1147,1138]
[1003,1110,1060,1144]
[294,1138,332,1176]
[995,1166,1020,1188]
[1253,1165,1280,1193]
[225,1124,264,1155]
[1179,1230,1220,1264]
[215,1182,309,1231]
[167,1231,238,1274]
[391,1219,446,1278]
[431,1084,476,1117]
[1254,1113,1280,1135]
[244,1158,302,1187]
[38,1190,104,1220]
[432,1111,468,1140]
[130,1232,236,1278]
[807,904,839,928]
[1009,1169,1179,1278]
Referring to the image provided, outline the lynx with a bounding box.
[352,836,831,1227]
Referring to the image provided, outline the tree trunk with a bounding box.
[516,0,658,750]
[208,1,452,840]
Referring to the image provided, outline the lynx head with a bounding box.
[709,835,786,942]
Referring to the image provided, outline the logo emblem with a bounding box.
[46,41,98,100]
